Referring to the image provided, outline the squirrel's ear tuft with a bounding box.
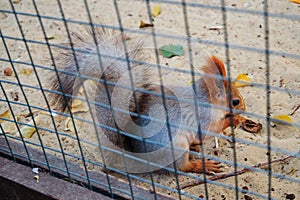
[202,55,226,78]
[210,55,226,77]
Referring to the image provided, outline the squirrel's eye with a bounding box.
[232,99,240,106]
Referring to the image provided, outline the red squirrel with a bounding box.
[47,28,245,174]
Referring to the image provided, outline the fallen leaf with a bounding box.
[139,21,153,28]
[234,73,251,87]
[152,5,161,17]
[241,119,262,133]
[187,80,194,85]
[64,117,81,132]
[1,120,19,134]
[19,116,40,139]
[20,68,33,75]
[71,99,89,113]
[0,109,19,134]
[272,114,293,125]
[159,44,184,58]
[290,0,300,4]
[0,109,12,123]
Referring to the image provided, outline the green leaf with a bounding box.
[159,44,184,58]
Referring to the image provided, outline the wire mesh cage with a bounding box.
[0,0,300,199]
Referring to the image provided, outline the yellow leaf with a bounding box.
[152,5,161,18]
[290,0,300,4]
[139,21,153,28]
[64,117,81,132]
[71,99,83,108]
[187,80,194,85]
[0,109,12,123]
[20,68,33,75]
[273,114,293,125]
[1,121,18,134]
[19,116,40,139]
[71,99,89,113]
[234,73,251,87]
[0,109,18,134]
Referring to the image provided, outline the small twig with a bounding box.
[290,104,300,116]
[179,155,294,190]
[19,110,39,118]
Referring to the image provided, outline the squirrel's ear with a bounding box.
[202,55,228,88]
[201,55,227,102]
[202,55,226,78]
[209,55,226,77]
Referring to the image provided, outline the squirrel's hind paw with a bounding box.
[180,159,223,174]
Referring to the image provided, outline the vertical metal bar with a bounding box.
[220,0,239,199]
[81,0,115,197]
[56,0,91,189]
[144,1,181,199]
[31,0,71,180]
[180,0,210,199]
[263,0,272,199]
[112,0,142,198]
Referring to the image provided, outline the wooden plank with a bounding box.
[0,136,175,200]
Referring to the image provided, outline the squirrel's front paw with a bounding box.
[202,159,223,175]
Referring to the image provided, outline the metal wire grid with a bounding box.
[0,0,299,199]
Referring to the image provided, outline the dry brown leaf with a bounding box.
[64,117,81,132]
[234,73,251,87]
[19,116,40,139]
[241,119,262,133]
[20,68,33,75]
[139,21,153,28]
[152,5,161,17]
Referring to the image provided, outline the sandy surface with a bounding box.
[0,0,299,199]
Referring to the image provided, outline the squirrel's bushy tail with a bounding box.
[47,27,146,111]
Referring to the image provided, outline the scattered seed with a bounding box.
[10,91,19,101]
[285,193,295,200]
[4,68,13,76]
[34,175,39,183]
[242,186,249,193]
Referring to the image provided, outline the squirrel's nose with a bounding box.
[232,99,240,106]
